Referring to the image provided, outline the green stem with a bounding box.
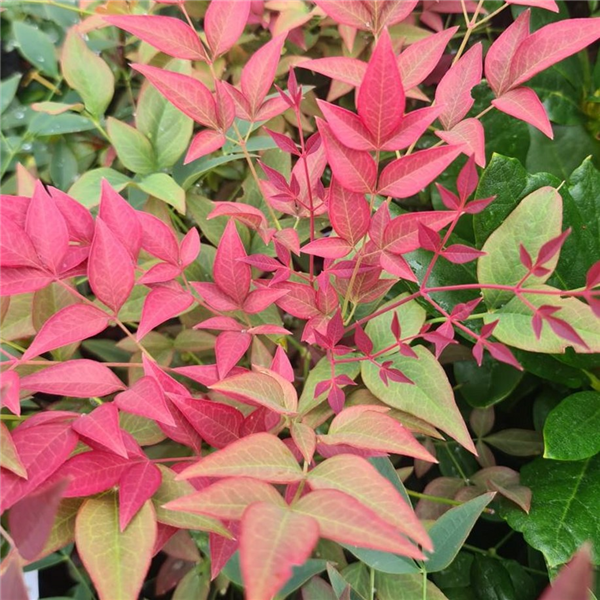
[406,490,494,514]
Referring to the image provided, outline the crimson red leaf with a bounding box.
[137,212,179,264]
[313,0,371,30]
[0,267,53,296]
[539,544,593,600]
[492,87,553,138]
[119,461,162,531]
[243,288,289,315]
[72,403,127,458]
[329,179,370,245]
[137,285,193,340]
[205,0,250,58]
[60,451,129,497]
[298,56,366,87]
[443,244,486,264]
[210,521,240,580]
[302,237,352,259]
[115,376,176,427]
[436,119,486,167]
[49,187,95,243]
[185,130,226,164]
[317,100,374,151]
[214,220,251,306]
[0,220,41,268]
[216,331,252,379]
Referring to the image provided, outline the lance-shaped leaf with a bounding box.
[382,106,444,152]
[88,218,134,313]
[60,451,130,497]
[210,521,240,580]
[185,130,227,163]
[318,119,376,194]
[378,146,461,198]
[215,331,251,379]
[509,18,600,89]
[435,44,482,130]
[307,454,430,550]
[131,64,218,128]
[291,422,316,464]
[329,179,370,245]
[539,544,594,600]
[210,369,298,414]
[21,359,125,397]
[176,433,304,483]
[137,212,179,264]
[436,119,486,168]
[165,477,284,521]
[119,461,162,531]
[115,376,176,427]
[137,285,193,340]
[76,494,156,600]
[240,502,319,600]
[492,87,553,139]
[317,100,374,151]
[0,220,40,268]
[319,407,436,461]
[0,422,27,478]
[293,489,423,559]
[26,181,69,274]
[72,403,127,458]
[22,304,110,360]
[313,0,371,29]
[397,27,458,90]
[1,421,78,512]
[105,15,207,61]
[0,267,53,297]
[205,0,250,58]
[357,30,404,147]
[214,220,251,306]
[299,56,366,87]
[302,238,352,259]
[168,394,243,449]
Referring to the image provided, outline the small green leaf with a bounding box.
[502,455,600,568]
[28,112,95,136]
[13,22,59,77]
[484,429,543,457]
[0,74,21,114]
[543,391,600,460]
[61,30,114,118]
[68,168,131,208]
[341,545,419,575]
[375,573,448,600]
[138,173,186,213]
[424,493,495,573]
[107,117,155,175]
[173,153,246,190]
[470,556,517,600]
[50,140,78,190]
[172,567,210,600]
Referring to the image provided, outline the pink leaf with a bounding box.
[20,359,125,397]
[492,87,553,138]
[485,10,531,96]
[0,267,53,296]
[539,544,593,600]
[191,282,240,312]
[216,331,252,379]
[240,503,319,600]
[241,34,287,117]
[456,155,479,201]
[131,63,218,128]
[506,0,558,11]
[119,461,162,531]
[168,394,243,449]
[115,376,176,427]
[105,15,207,60]
[329,179,370,246]
[23,304,110,360]
[137,212,179,265]
[137,285,194,340]
[271,346,295,382]
[138,263,181,285]
[243,288,289,314]
[436,119,486,167]
[205,0,250,58]
[317,119,377,193]
[49,187,95,243]
[443,244,486,264]
[317,100,374,151]
[397,27,459,89]
[0,422,27,477]
[179,228,201,267]
[435,44,482,130]
[381,106,444,152]
[60,450,129,497]
[302,237,352,259]
[214,220,251,306]
[210,521,240,580]
[274,282,320,319]
[209,202,268,232]
[99,180,142,259]
[72,403,128,458]
[313,0,371,30]
[184,130,226,164]
[357,29,404,147]
[377,0,419,29]
[510,18,600,88]
[298,56,366,87]
[0,220,42,268]
[88,218,135,313]
[26,181,69,274]
[378,146,462,198]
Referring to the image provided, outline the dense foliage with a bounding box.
[1,1,599,599]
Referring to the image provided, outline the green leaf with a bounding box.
[341,563,370,600]
[107,117,155,175]
[364,294,426,354]
[75,494,156,600]
[50,139,78,190]
[173,153,246,190]
[431,552,473,590]
[454,355,523,408]
[326,564,362,600]
[502,455,600,568]
[362,346,475,453]
[68,168,131,208]
[470,556,517,600]
[61,30,114,118]
[424,493,495,573]
[543,391,600,461]
[278,559,328,598]
[137,173,186,213]
[484,429,543,457]
[341,545,419,575]
[1,74,21,114]
[13,22,59,77]
[172,567,210,600]
[28,112,95,136]
[478,187,562,309]
[136,58,193,169]
[375,573,448,600]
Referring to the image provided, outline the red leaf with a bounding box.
[313,0,371,30]
[0,220,41,268]
[26,181,69,274]
[271,346,294,383]
[0,267,52,296]
[537,228,571,266]
[464,196,495,214]
[418,223,441,252]
[9,478,69,560]
[131,63,218,128]
[0,371,20,416]
[354,323,373,355]
[99,180,142,260]
[436,118,486,167]
[205,0,250,58]
[105,15,207,61]
[115,376,176,427]
[298,56,366,87]
[384,211,454,254]
[442,244,486,264]
[378,146,462,197]
[137,285,194,340]
[274,282,320,319]
[184,130,226,164]
[191,282,240,312]
[136,212,179,264]
[539,544,593,600]
[0,551,28,599]
[509,18,600,89]
[60,450,129,497]
[209,202,268,232]
[329,179,370,245]
[317,100,374,151]
[20,359,125,397]
[72,403,128,458]
[243,288,289,314]
[210,521,240,580]
[492,87,553,138]
[357,30,404,147]
[88,218,135,313]
[381,106,443,152]
[49,187,95,243]
[241,34,287,117]
[23,304,110,360]
[506,0,558,11]
[119,461,162,531]
[179,228,201,267]
[214,220,251,306]
[216,331,252,379]
[317,119,377,193]
[435,44,482,130]
[264,128,300,155]
[168,395,243,449]
[302,237,352,259]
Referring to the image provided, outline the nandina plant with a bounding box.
[1,1,599,599]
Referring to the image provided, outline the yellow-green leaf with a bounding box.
[137,173,186,213]
[107,117,155,175]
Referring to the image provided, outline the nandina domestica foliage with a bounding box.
[1,1,599,599]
